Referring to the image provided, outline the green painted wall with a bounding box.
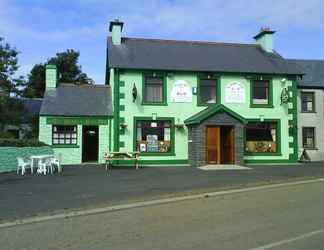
[0,146,53,173]
[39,116,111,165]
[112,70,298,164]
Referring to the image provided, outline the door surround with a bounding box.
[187,107,245,167]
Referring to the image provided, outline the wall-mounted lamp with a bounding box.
[120,123,128,129]
[152,113,157,120]
[175,118,185,129]
[259,115,264,122]
[167,72,174,78]
[280,87,289,105]
[192,87,197,95]
[132,83,137,102]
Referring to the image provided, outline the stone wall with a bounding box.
[0,146,53,173]
[188,112,244,167]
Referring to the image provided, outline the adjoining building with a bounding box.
[39,20,304,166]
[39,65,113,165]
[290,59,324,161]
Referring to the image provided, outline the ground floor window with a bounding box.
[52,125,77,145]
[302,127,315,149]
[135,120,172,153]
[245,121,278,153]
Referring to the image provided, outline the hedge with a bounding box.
[0,139,48,147]
[0,146,54,173]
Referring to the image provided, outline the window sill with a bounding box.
[52,145,79,148]
[139,152,175,156]
[197,102,218,107]
[244,152,282,156]
[303,147,318,151]
[141,102,168,106]
[300,111,316,114]
[250,104,274,108]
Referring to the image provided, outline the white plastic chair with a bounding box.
[17,157,31,175]
[37,158,50,175]
[50,157,61,173]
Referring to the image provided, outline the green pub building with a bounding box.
[39,20,303,166]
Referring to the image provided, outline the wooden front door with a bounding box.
[206,127,221,164]
[206,126,235,164]
[221,126,235,164]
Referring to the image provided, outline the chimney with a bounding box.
[109,19,124,45]
[45,64,57,90]
[254,27,275,53]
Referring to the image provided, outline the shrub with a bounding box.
[0,139,48,147]
[0,131,16,139]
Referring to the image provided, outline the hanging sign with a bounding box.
[225,82,245,103]
[170,80,192,102]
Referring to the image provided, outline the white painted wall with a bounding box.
[298,89,324,161]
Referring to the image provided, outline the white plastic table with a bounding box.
[30,155,54,174]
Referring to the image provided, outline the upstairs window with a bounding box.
[199,79,217,105]
[245,122,278,153]
[143,76,165,104]
[251,80,271,106]
[52,125,77,145]
[301,92,315,112]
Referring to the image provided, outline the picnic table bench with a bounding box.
[104,151,140,170]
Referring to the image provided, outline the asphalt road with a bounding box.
[1,163,324,221]
[1,181,323,250]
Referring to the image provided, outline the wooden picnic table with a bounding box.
[104,151,140,170]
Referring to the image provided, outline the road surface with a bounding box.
[1,181,323,250]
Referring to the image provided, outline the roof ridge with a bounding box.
[109,36,257,47]
[14,97,43,100]
[288,58,324,62]
[59,83,109,88]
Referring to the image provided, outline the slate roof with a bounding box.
[107,37,303,75]
[288,59,324,89]
[10,97,42,123]
[21,98,43,123]
[40,84,113,117]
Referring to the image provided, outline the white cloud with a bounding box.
[2,0,324,43]
[1,0,324,83]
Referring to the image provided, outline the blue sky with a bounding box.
[1,0,324,84]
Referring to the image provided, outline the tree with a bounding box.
[0,37,25,96]
[23,49,94,98]
[22,64,46,98]
[0,97,25,134]
[0,37,26,134]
